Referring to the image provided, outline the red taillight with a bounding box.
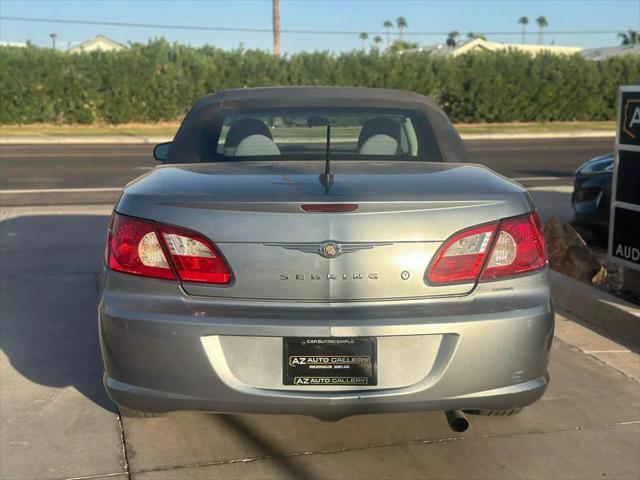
[301,204,358,213]
[426,212,546,285]
[107,213,231,284]
[108,214,175,280]
[481,212,546,280]
[427,223,498,285]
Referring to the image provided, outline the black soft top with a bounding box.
[199,86,437,108]
[167,86,469,163]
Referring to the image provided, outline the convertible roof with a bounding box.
[195,86,440,110]
[167,87,469,163]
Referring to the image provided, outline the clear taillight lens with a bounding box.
[427,223,498,285]
[159,225,232,284]
[107,213,231,284]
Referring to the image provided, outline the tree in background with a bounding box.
[2,41,638,124]
[373,36,383,49]
[536,16,548,45]
[518,16,529,44]
[389,40,418,52]
[383,20,393,49]
[396,17,408,42]
[359,32,369,50]
[618,30,639,45]
[446,31,460,47]
[467,32,486,41]
[272,0,281,57]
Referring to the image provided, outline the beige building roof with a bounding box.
[454,38,581,56]
[410,38,582,57]
[0,41,27,48]
[69,35,126,53]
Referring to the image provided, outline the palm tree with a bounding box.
[618,30,640,45]
[272,0,281,57]
[518,16,529,43]
[373,35,383,49]
[536,16,548,44]
[396,16,408,42]
[467,32,486,41]
[446,31,460,48]
[383,20,393,49]
[359,32,369,50]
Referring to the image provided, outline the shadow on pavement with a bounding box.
[217,415,320,480]
[0,213,114,411]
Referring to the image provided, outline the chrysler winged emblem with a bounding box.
[321,242,340,258]
[264,241,393,258]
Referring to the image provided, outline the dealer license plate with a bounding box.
[283,337,377,386]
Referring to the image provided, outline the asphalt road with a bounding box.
[0,138,614,221]
[3,137,639,480]
[0,138,613,187]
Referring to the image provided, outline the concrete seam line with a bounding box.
[554,337,640,385]
[583,350,631,353]
[116,412,132,480]
[129,420,640,475]
[63,472,128,480]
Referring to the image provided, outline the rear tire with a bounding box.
[464,408,523,416]
[117,405,166,418]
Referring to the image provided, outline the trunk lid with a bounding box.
[117,161,533,301]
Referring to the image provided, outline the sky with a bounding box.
[1,0,639,53]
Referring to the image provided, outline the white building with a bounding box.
[0,41,27,48]
[409,38,582,57]
[69,35,126,53]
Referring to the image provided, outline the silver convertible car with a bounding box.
[99,87,553,431]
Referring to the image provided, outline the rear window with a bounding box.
[200,108,442,162]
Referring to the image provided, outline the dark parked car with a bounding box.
[572,152,614,232]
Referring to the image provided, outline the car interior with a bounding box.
[216,115,416,158]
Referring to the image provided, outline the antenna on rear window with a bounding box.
[319,124,333,191]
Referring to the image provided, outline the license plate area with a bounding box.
[283,337,377,386]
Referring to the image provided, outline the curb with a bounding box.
[0,131,615,145]
[0,135,172,144]
[460,131,614,140]
[550,270,640,346]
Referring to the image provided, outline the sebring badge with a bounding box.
[280,272,379,281]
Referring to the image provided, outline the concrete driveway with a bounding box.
[1,206,638,480]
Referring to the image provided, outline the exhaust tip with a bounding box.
[445,410,469,432]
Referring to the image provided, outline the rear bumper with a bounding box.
[99,270,554,419]
[105,375,549,420]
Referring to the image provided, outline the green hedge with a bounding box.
[1,40,638,124]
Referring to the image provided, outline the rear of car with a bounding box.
[98,87,553,420]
